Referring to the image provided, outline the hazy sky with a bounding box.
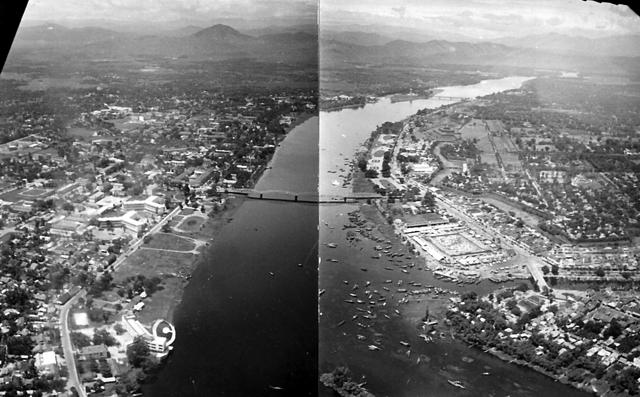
[20,0,639,38]
[321,0,640,39]
[21,0,317,28]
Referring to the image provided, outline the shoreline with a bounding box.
[161,112,317,323]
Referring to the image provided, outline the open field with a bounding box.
[113,249,196,282]
[0,187,53,201]
[429,233,486,256]
[493,136,518,153]
[459,119,488,140]
[176,215,207,233]
[143,233,196,251]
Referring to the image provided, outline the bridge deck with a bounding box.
[224,189,382,203]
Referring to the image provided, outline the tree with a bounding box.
[364,169,378,178]
[93,329,117,346]
[595,267,605,277]
[127,336,150,367]
[541,265,550,275]
[70,332,91,348]
[422,191,436,208]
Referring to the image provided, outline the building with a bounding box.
[123,195,165,215]
[49,217,86,237]
[79,344,108,361]
[34,351,59,374]
[122,314,173,355]
[98,210,146,234]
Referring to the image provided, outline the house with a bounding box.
[34,351,59,374]
[79,344,108,361]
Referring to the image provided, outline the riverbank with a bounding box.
[145,196,246,324]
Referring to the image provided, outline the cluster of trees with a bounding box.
[117,274,162,299]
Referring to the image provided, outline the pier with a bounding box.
[224,189,382,204]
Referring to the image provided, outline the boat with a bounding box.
[360,268,368,272]
[337,320,346,327]
[357,334,366,340]
[329,259,339,263]
[447,380,466,389]
[318,289,326,296]
[327,243,337,248]
[367,345,381,351]
[269,385,284,391]
[400,341,410,347]
[269,272,275,277]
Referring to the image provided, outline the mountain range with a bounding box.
[10,23,640,74]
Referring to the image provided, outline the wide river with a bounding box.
[318,76,591,397]
[146,76,591,396]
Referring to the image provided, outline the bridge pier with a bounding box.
[294,195,298,202]
[260,193,263,199]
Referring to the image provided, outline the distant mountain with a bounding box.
[242,24,317,37]
[15,24,122,44]
[10,23,316,65]
[320,30,396,46]
[321,37,634,75]
[162,25,204,37]
[494,32,640,57]
[192,24,253,43]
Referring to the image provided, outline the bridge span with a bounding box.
[224,189,382,204]
[431,95,470,102]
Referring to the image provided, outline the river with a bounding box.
[318,76,591,397]
[145,76,591,397]
[144,118,319,396]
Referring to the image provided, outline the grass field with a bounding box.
[114,249,196,282]
[0,187,52,202]
[143,233,195,251]
[177,216,206,233]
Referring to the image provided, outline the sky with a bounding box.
[320,0,640,39]
[19,0,639,38]
[20,0,317,29]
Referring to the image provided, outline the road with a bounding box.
[58,206,181,396]
[110,206,181,271]
[59,290,87,397]
[434,193,550,292]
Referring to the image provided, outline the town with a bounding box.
[348,74,640,396]
[0,69,317,396]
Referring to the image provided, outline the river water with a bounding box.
[318,77,591,397]
[145,77,590,396]
[144,118,319,396]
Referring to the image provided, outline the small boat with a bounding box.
[337,320,346,327]
[269,385,284,391]
[318,289,326,296]
[400,341,410,347]
[447,380,466,389]
[269,272,275,277]
[343,280,349,284]
[360,268,368,272]
[482,372,490,376]
[394,309,401,315]
[327,243,337,248]
[368,345,381,351]
[357,334,366,340]
[365,281,371,287]
[297,263,302,267]
[329,259,339,263]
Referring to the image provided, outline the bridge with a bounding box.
[224,189,382,204]
[431,95,470,102]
